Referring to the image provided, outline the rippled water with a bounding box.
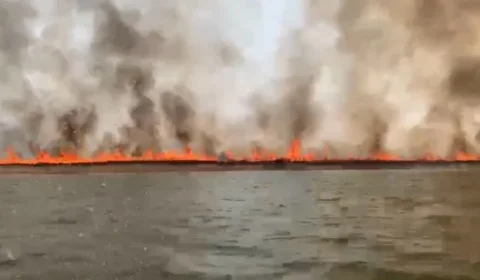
[0,168,480,279]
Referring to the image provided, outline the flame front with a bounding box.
[0,140,479,165]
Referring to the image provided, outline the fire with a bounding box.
[0,140,478,165]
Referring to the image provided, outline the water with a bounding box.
[0,168,479,279]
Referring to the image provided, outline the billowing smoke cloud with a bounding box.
[0,0,479,159]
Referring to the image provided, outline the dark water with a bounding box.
[0,168,480,279]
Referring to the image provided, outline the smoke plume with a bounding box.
[0,0,479,159]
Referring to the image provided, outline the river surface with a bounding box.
[0,167,480,279]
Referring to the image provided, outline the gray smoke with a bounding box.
[0,0,479,159]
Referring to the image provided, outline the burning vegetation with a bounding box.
[1,0,480,164]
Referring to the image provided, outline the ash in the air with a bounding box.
[0,0,480,159]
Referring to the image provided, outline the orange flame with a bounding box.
[0,140,479,165]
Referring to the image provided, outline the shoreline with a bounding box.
[0,159,477,174]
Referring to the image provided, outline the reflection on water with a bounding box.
[0,168,479,279]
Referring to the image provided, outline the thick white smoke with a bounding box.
[0,0,479,159]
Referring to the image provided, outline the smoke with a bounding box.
[0,0,479,159]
